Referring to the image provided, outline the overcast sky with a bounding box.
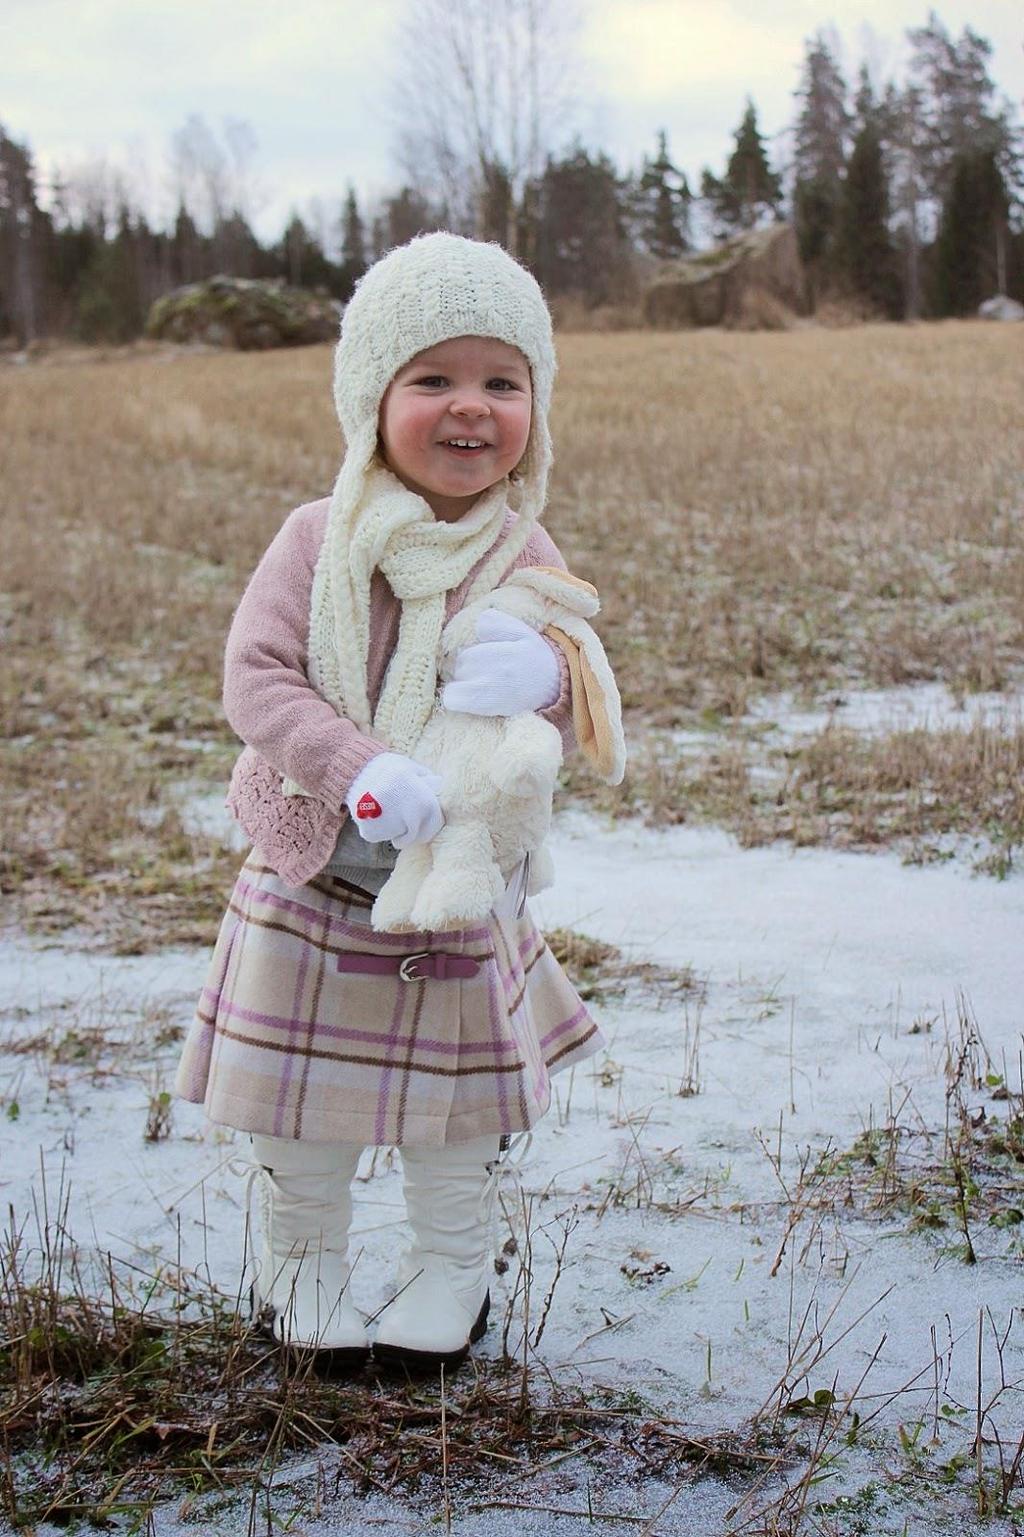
[3,0,1022,242]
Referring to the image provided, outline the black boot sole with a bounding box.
[306,1343,372,1377]
[372,1291,490,1374]
[262,1322,371,1377]
[249,1286,370,1375]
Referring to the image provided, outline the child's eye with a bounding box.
[414,375,448,388]
[487,378,517,391]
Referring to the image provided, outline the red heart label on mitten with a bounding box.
[356,792,383,819]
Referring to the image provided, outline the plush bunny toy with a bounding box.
[369,566,625,934]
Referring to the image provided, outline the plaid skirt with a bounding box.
[174,855,604,1146]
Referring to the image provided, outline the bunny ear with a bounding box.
[475,609,534,643]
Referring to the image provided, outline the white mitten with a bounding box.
[441,611,562,716]
[345,753,444,849]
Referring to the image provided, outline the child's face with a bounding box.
[378,336,532,521]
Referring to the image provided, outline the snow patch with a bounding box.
[4,812,1024,1534]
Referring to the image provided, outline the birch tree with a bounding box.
[390,0,581,256]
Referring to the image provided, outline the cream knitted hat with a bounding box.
[333,231,557,526]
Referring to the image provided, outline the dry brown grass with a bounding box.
[545,925,703,1004]
[775,716,1024,873]
[0,1168,780,1530]
[550,323,1024,719]
[2,323,1022,947]
[565,714,1024,874]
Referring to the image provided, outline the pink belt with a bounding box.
[337,950,482,982]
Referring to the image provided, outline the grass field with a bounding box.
[2,323,1022,949]
[3,323,1024,1535]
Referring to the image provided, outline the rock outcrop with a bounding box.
[146,275,340,349]
[643,224,807,330]
[978,294,1024,322]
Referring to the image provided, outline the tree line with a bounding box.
[1,10,1020,345]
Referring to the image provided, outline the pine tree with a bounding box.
[836,121,901,317]
[339,185,367,298]
[281,213,307,286]
[702,100,782,237]
[215,212,260,278]
[75,205,145,342]
[852,64,881,136]
[533,143,633,306]
[908,13,1021,204]
[479,159,514,248]
[373,186,437,257]
[47,173,99,332]
[791,35,850,277]
[278,214,336,290]
[634,130,691,258]
[171,204,203,285]
[0,125,42,342]
[933,150,1009,315]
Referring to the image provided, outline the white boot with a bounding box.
[248,1133,369,1369]
[372,1134,504,1371]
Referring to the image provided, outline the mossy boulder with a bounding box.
[146,275,340,350]
[643,224,808,330]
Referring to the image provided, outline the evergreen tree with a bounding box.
[634,130,691,258]
[171,204,204,285]
[373,186,438,258]
[47,175,99,333]
[702,100,783,236]
[907,13,1021,204]
[533,143,633,306]
[478,159,514,249]
[792,178,835,273]
[836,121,901,317]
[0,125,43,342]
[214,212,260,278]
[339,184,367,297]
[933,150,1009,314]
[278,213,335,290]
[75,205,145,342]
[852,63,883,137]
[516,175,541,269]
[791,35,850,276]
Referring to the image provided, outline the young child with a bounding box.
[175,233,618,1373]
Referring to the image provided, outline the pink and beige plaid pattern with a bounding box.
[175,855,604,1147]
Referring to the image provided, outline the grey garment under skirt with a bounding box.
[321,818,398,893]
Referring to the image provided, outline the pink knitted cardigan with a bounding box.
[224,497,576,886]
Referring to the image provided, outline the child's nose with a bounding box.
[451,392,490,418]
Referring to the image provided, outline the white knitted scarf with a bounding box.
[306,462,536,756]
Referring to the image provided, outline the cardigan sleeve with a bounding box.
[222,504,385,813]
[510,524,577,756]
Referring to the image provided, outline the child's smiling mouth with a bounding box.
[441,438,489,456]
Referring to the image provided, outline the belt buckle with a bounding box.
[399,951,432,982]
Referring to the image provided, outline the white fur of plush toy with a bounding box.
[368,705,561,933]
[370,567,622,934]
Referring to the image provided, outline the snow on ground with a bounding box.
[3,787,1024,1534]
[743,682,1024,741]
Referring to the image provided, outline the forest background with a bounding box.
[1,5,1022,346]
